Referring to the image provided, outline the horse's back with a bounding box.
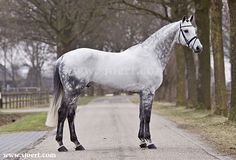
[58,48,123,82]
[61,48,100,64]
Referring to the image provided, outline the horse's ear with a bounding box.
[189,15,193,22]
[182,16,187,22]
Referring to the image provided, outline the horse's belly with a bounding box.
[92,68,163,92]
[92,72,139,91]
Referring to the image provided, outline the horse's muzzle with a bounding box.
[193,45,203,54]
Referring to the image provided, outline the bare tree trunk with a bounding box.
[87,86,95,96]
[211,0,227,116]
[169,0,198,108]
[57,36,77,58]
[228,0,236,121]
[96,85,105,96]
[113,90,121,96]
[176,45,186,106]
[171,0,187,106]
[195,0,211,110]
[184,48,198,108]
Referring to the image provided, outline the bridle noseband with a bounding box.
[179,23,198,49]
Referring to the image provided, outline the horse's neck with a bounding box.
[141,21,180,70]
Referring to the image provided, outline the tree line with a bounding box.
[0,0,236,121]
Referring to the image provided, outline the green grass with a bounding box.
[0,96,96,133]
[153,102,236,157]
[0,112,49,133]
[79,96,96,105]
[129,94,140,104]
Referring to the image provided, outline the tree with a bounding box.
[194,0,211,109]
[175,45,186,106]
[211,0,227,116]
[120,0,171,20]
[23,41,53,88]
[14,0,109,57]
[5,46,22,86]
[0,0,19,88]
[170,0,188,106]
[184,47,198,108]
[228,0,236,121]
[172,2,198,108]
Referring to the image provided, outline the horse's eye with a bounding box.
[184,30,189,33]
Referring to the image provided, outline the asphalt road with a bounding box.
[21,96,233,160]
[0,131,47,160]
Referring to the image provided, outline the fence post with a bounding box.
[0,87,2,109]
[46,91,50,104]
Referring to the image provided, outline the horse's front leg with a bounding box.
[140,89,157,149]
[138,94,146,148]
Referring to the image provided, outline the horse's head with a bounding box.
[178,15,203,53]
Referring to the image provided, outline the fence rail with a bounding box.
[0,91,50,109]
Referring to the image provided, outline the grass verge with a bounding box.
[79,96,96,105]
[0,112,49,133]
[0,96,96,133]
[0,113,26,127]
[153,102,236,157]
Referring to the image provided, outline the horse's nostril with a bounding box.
[194,46,202,53]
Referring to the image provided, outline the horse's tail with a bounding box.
[45,63,63,127]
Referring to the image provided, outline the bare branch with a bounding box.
[122,0,172,22]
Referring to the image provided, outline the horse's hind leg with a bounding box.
[67,97,85,151]
[56,99,68,152]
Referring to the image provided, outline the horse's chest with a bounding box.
[138,65,163,83]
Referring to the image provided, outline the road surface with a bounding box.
[20,96,232,160]
[0,131,47,160]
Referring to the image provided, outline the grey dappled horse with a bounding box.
[46,16,203,152]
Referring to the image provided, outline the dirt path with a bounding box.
[21,96,233,160]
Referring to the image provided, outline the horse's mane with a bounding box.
[141,21,180,46]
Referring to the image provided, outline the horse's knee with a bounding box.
[141,89,154,122]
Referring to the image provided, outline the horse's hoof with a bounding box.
[147,144,157,149]
[75,144,85,151]
[58,145,68,152]
[139,143,147,148]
